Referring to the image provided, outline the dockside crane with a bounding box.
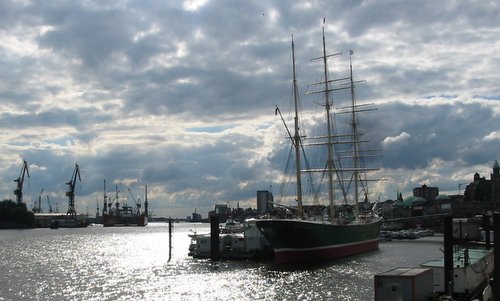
[46,196,53,213]
[13,159,30,205]
[33,188,44,213]
[66,163,81,216]
[127,187,142,215]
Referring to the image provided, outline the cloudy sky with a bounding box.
[1,0,499,218]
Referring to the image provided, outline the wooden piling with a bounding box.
[210,215,220,261]
[482,214,491,250]
[168,217,172,261]
[443,215,453,296]
[493,212,500,300]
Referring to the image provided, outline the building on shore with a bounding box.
[256,190,273,214]
[490,159,499,205]
[380,160,500,226]
[413,184,439,203]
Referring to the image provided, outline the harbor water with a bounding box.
[0,222,443,300]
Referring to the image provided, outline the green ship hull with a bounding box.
[256,218,381,264]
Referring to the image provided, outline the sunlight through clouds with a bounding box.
[0,0,498,217]
[183,0,208,12]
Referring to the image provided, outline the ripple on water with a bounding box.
[0,224,443,300]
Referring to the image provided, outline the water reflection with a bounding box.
[0,223,443,300]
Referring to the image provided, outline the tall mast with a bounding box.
[291,35,303,217]
[96,193,99,218]
[349,51,360,217]
[321,25,336,221]
[144,185,149,217]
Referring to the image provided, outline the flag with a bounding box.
[323,17,326,24]
[350,50,354,55]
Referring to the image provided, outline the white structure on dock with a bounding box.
[420,247,493,296]
[374,267,434,301]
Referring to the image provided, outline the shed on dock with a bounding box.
[374,267,433,301]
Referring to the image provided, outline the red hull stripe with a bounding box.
[274,238,379,264]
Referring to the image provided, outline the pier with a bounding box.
[376,213,499,301]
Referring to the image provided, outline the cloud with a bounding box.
[382,132,410,145]
[484,131,500,142]
[0,0,499,217]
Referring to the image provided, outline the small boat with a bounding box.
[220,219,244,234]
[256,28,381,264]
[188,219,272,259]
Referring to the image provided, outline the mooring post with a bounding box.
[482,214,491,250]
[458,219,463,243]
[493,212,500,300]
[443,215,454,296]
[168,217,172,261]
[210,215,220,261]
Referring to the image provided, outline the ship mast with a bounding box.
[349,51,360,217]
[144,185,148,217]
[320,25,336,221]
[291,35,304,217]
[329,51,379,218]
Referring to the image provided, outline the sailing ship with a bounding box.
[256,27,381,264]
[101,180,148,227]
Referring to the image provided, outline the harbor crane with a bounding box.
[33,188,44,213]
[46,195,53,213]
[66,163,81,216]
[13,159,30,205]
[127,187,142,215]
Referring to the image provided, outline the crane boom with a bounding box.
[66,163,81,216]
[46,195,53,213]
[33,188,44,213]
[13,159,30,204]
[127,187,142,215]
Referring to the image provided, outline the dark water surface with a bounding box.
[0,223,443,300]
